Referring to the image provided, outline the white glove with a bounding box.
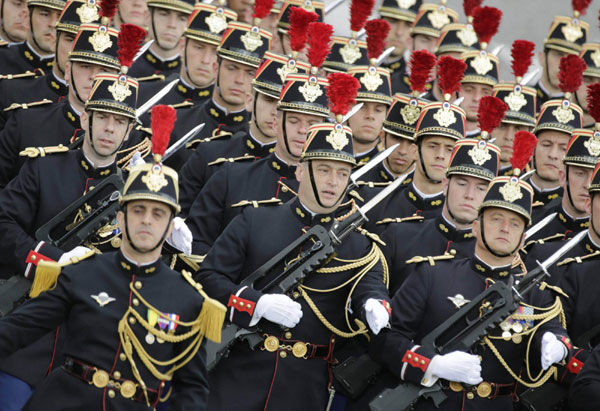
[364,298,390,335]
[58,246,91,264]
[541,332,567,370]
[167,217,192,255]
[427,351,483,385]
[130,151,146,167]
[250,294,303,328]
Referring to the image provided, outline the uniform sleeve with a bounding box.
[568,345,600,410]
[169,337,209,410]
[559,264,579,330]
[178,148,209,217]
[0,110,23,188]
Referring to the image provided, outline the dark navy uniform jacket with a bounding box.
[569,338,600,410]
[0,42,54,75]
[127,48,181,80]
[195,198,389,411]
[524,199,589,244]
[0,251,209,410]
[187,153,298,255]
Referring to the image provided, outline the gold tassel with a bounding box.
[29,260,62,298]
[181,270,226,343]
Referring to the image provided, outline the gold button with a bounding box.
[129,316,136,325]
[466,392,474,400]
[279,351,287,358]
[134,281,142,289]
[133,298,139,306]
[89,186,95,191]
[420,360,425,365]
[239,301,244,307]
[292,292,300,299]
[246,304,251,309]
[285,332,292,339]
[232,298,237,304]
[113,371,121,379]
[108,389,116,398]
[119,353,126,361]
[31,255,36,260]
[572,362,578,368]
[407,353,412,359]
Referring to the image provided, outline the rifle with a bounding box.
[369,229,588,411]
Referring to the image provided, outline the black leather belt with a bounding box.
[62,357,160,405]
[260,334,331,359]
[448,381,515,399]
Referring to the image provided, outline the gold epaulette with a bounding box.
[230,197,282,208]
[556,250,600,267]
[169,101,194,110]
[0,69,43,80]
[4,98,52,112]
[207,153,256,166]
[135,125,152,134]
[185,131,232,148]
[348,189,364,202]
[0,41,7,47]
[376,215,425,225]
[356,180,392,188]
[175,253,205,272]
[19,144,69,158]
[539,282,569,298]
[30,249,97,298]
[278,180,298,197]
[135,73,166,82]
[405,249,456,266]
[532,201,545,208]
[356,227,386,246]
[522,233,565,250]
[181,270,226,343]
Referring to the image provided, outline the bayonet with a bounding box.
[325,0,345,14]
[376,47,395,66]
[133,40,154,62]
[341,102,363,123]
[135,79,179,120]
[525,212,557,240]
[349,143,399,186]
[163,123,205,161]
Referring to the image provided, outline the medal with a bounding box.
[146,309,159,345]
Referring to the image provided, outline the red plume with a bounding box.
[117,24,147,69]
[437,56,466,96]
[586,83,600,123]
[510,40,535,79]
[150,105,176,158]
[253,0,274,20]
[558,54,587,93]
[409,50,436,94]
[463,0,483,18]
[99,0,119,19]
[472,6,502,45]
[510,131,537,171]
[306,22,333,69]
[350,0,375,32]
[572,0,592,15]
[327,72,360,117]
[477,96,507,133]
[365,19,390,61]
[288,7,318,53]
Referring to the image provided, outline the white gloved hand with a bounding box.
[427,351,483,385]
[250,294,303,328]
[541,332,567,370]
[364,298,389,335]
[130,151,146,167]
[58,246,91,264]
[166,217,192,255]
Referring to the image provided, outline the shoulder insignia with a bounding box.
[532,201,545,208]
[135,125,152,134]
[348,189,364,202]
[356,180,393,188]
[522,233,565,250]
[181,270,226,343]
[136,73,166,82]
[169,100,194,109]
[29,249,97,298]
[116,137,152,169]
[0,69,44,80]
[230,197,282,208]
[4,98,52,112]
[557,250,600,267]
[186,131,233,149]
[538,282,569,298]
[376,215,425,225]
[19,144,69,158]
[0,40,7,47]
[278,180,298,196]
[207,154,256,166]
[356,227,386,246]
[405,250,456,266]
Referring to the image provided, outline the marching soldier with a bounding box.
[195,73,391,410]
[0,6,121,188]
[575,43,600,129]
[0,0,30,43]
[0,0,63,75]
[185,22,332,255]
[127,0,193,80]
[492,40,538,176]
[0,113,226,409]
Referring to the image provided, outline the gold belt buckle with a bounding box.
[263,336,279,352]
[476,382,493,398]
[449,381,463,392]
[292,342,308,358]
[120,380,137,399]
[92,369,110,388]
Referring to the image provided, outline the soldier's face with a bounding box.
[277,111,322,159]
[82,111,132,157]
[56,31,75,74]
[227,0,253,24]
[383,17,411,57]
[540,49,568,89]
[117,0,149,28]
[494,122,532,163]
[217,59,255,106]
[151,8,187,51]
[534,130,569,182]
[384,133,416,175]
[253,92,278,138]
[560,165,593,215]
[29,6,59,53]
[417,135,455,182]
[118,200,174,252]
[260,13,281,54]
[459,83,493,122]
[575,74,597,112]
[347,102,387,147]
[411,34,437,54]
[280,33,308,62]
[183,39,217,87]
[443,175,489,225]
[296,160,351,210]
[1,0,29,42]
[476,208,525,255]
[66,61,115,102]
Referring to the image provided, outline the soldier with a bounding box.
[574,43,600,129]
[276,0,323,59]
[535,2,590,110]
[369,172,573,410]
[195,73,391,410]
[185,22,332,255]
[0,24,142,408]
[0,0,30,43]
[492,40,538,176]
[127,0,193,80]
[0,7,121,188]
[380,96,505,294]
[0,0,99,129]
[0,0,63,75]
[0,113,226,409]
